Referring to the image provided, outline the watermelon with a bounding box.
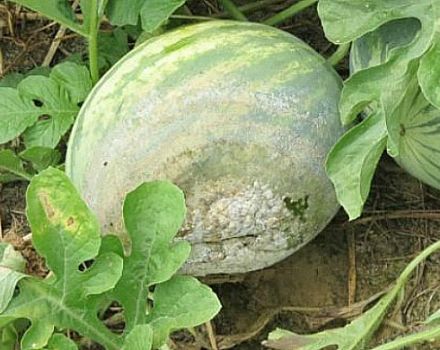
[350,19,440,190]
[66,21,343,276]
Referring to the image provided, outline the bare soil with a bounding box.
[1,1,439,349]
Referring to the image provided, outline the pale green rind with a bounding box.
[67,21,343,275]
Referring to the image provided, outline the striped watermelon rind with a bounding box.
[66,21,343,276]
[350,18,440,190]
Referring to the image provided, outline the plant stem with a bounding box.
[239,0,284,13]
[88,0,100,84]
[170,14,217,21]
[395,239,440,287]
[328,43,351,66]
[213,0,284,17]
[364,239,440,348]
[219,0,248,21]
[370,326,440,350]
[263,0,318,26]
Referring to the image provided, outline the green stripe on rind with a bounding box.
[396,104,440,188]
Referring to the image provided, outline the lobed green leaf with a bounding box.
[106,0,186,32]
[111,181,190,331]
[147,275,222,347]
[0,62,92,149]
[0,168,124,350]
[318,0,440,218]
[0,170,221,349]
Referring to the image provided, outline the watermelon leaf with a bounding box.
[6,0,84,35]
[46,333,78,350]
[106,0,186,32]
[0,67,51,88]
[19,147,62,173]
[121,325,153,350]
[0,168,124,350]
[0,62,92,148]
[98,28,130,72]
[110,181,220,347]
[0,324,20,350]
[147,275,222,347]
[0,168,221,348]
[317,0,440,219]
[110,181,191,329]
[0,150,34,181]
[0,243,26,313]
[326,112,387,220]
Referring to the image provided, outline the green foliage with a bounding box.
[0,61,88,183]
[45,333,78,350]
[7,0,187,83]
[0,168,221,349]
[98,28,130,71]
[0,148,61,182]
[106,0,187,32]
[318,0,440,219]
[0,62,92,148]
[0,67,51,88]
[0,150,33,181]
[264,239,440,350]
[0,244,26,313]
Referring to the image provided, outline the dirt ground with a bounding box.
[1,1,439,349]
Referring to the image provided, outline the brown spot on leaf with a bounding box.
[38,192,55,218]
[67,217,75,226]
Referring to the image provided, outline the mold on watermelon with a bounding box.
[66,20,344,276]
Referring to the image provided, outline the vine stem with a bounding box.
[263,0,318,26]
[213,0,284,17]
[88,0,100,84]
[219,0,248,21]
[369,326,440,350]
[170,14,217,21]
[366,239,440,349]
[328,43,351,66]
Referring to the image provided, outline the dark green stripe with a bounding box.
[403,138,440,184]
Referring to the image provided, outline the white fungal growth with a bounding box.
[180,180,296,247]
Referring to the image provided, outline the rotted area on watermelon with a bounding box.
[160,140,336,275]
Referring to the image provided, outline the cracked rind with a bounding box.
[66,21,343,275]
